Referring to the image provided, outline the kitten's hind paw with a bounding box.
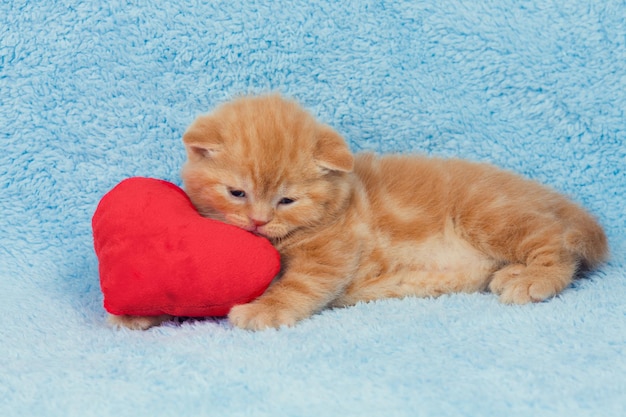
[489,263,573,304]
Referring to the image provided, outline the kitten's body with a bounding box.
[109,95,608,331]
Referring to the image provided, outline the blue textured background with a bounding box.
[1,1,625,416]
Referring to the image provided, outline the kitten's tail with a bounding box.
[561,203,609,268]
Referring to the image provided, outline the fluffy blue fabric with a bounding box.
[1,1,624,416]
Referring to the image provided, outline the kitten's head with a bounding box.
[181,95,354,242]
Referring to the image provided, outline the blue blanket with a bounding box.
[2,1,624,416]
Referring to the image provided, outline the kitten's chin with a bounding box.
[250,226,277,240]
[251,229,269,238]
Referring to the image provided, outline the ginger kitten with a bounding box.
[110,94,608,331]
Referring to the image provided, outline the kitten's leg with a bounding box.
[229,276,332,331]
[107,313,172,330]
[229,260,351,331]
[458,203,582,304]
[229,236,359,331]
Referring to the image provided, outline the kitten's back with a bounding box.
[353,153,608,268]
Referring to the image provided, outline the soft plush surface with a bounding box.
[1,1,625,416]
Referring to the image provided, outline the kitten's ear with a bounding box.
[315,125,354,173]
[182,116,223,160]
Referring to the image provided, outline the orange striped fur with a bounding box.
[177,94,608,331]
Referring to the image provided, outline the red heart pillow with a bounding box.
[92,177,280,317]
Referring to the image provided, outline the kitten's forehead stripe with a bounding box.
[231,100,316,201]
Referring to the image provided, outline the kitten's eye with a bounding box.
[229,189,246,198]
[278,197,295,205]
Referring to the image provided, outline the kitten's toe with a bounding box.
[489,264,525,295]
[107,314,172,330]
[229,303,297,331]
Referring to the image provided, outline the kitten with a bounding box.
[112,94,609,331]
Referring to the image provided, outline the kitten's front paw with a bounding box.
[228,302,298,331]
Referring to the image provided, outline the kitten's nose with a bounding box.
[251,218,269,227]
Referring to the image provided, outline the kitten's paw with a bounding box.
[107,313,172,330]
[228,302,298,331]
[489,264,564,304]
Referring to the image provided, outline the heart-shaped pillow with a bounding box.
[92,177,280,317]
